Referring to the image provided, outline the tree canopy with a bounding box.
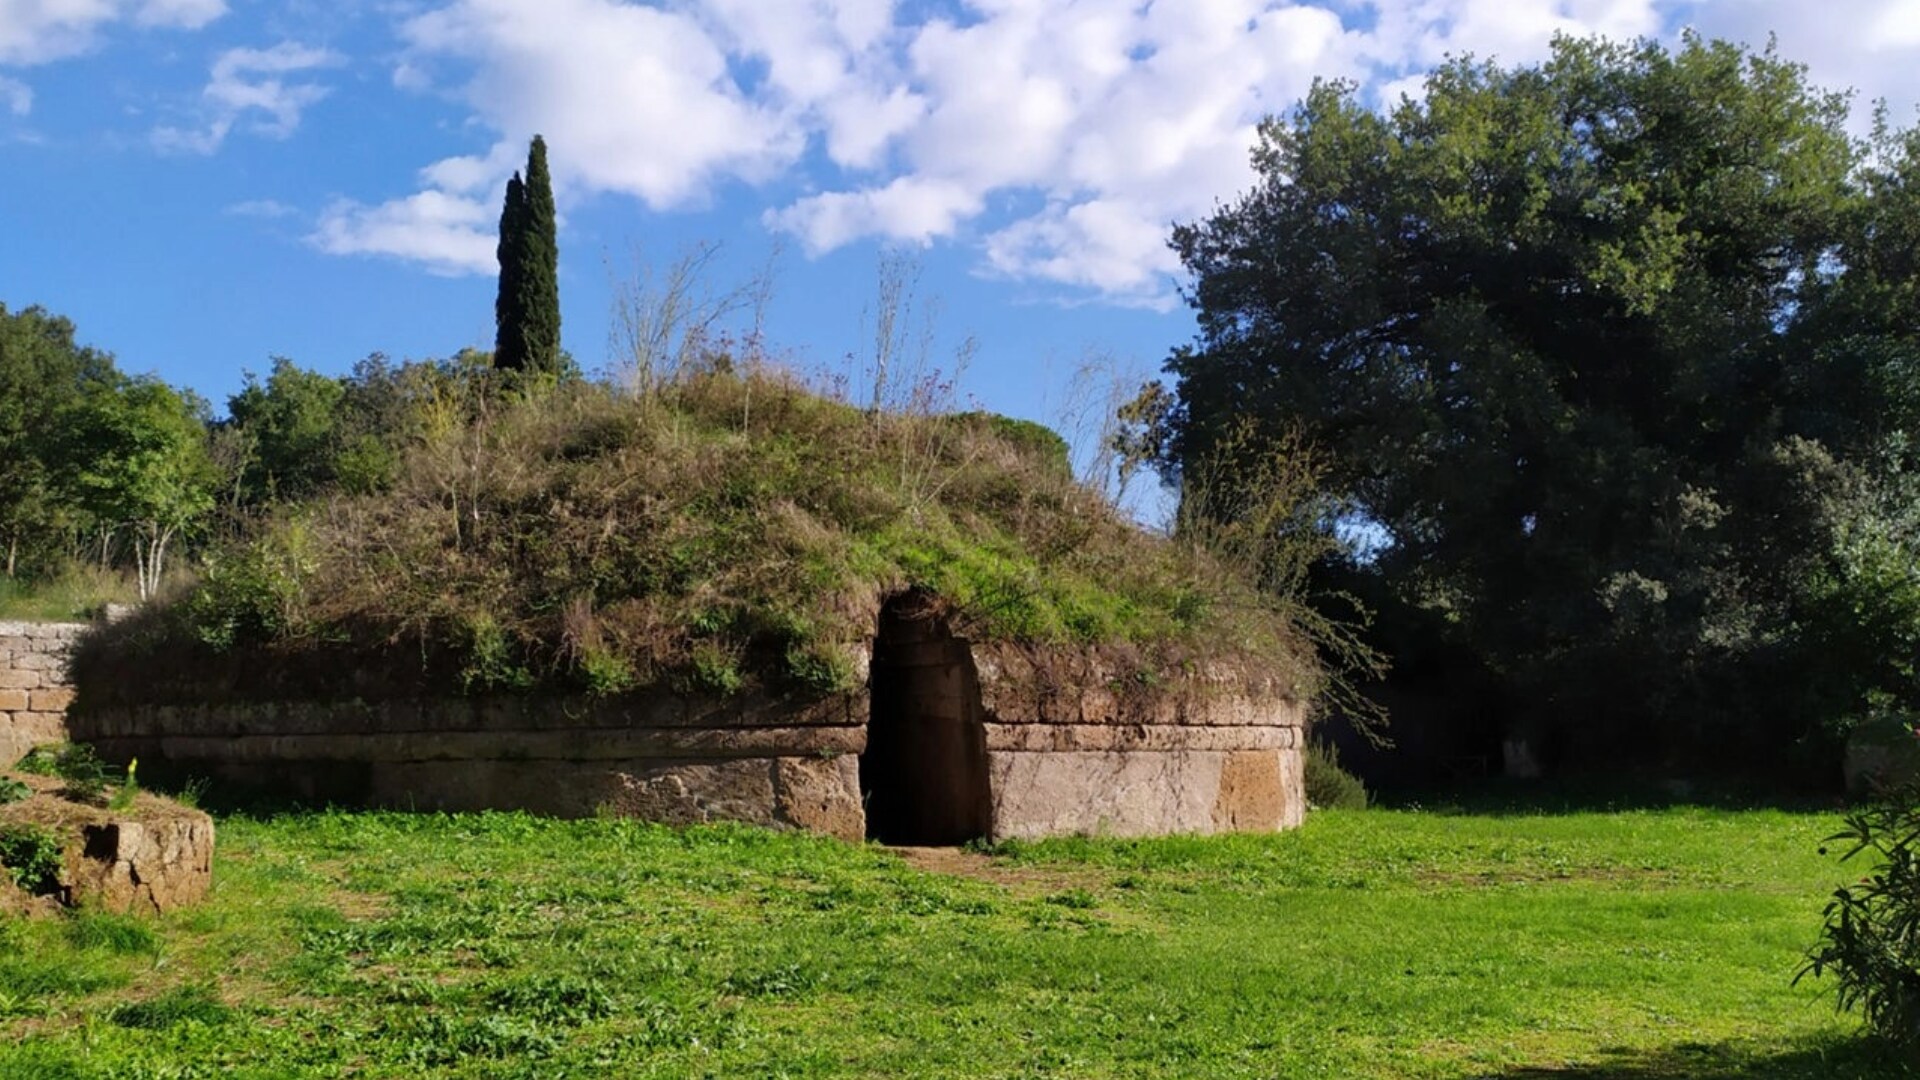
[1161,34,1920,776]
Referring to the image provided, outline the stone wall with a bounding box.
[69,610,1308,843]
[0,621,82,765]
[72,690,872,841]
[966,642,1304,839]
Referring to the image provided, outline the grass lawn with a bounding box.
[0,802,1906,1078]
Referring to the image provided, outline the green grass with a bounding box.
[0,805,1905,1078]
[0,563,134,622]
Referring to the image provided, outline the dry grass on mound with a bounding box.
[83,371,1317,706]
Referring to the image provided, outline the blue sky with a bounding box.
[5,0,1920,479]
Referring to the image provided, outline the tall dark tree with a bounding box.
[493,171,528,371]
[492,135,561,374]
[1160,34,1920,779]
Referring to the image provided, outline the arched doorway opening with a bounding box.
[860,590,992,845]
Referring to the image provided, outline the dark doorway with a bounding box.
[860,590,992,845]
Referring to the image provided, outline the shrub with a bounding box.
[0,824,63,895]
[182,519,318,650]
[16,744,109,804]
[1304,739,1368,810]
[12,746,59,776]
[1800,787,1920,1042]
[0,778,28,805]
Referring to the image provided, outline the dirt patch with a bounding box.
[888,845,1112,897]
[3,772,207,832]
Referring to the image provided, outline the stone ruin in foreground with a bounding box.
[63,593,1307,844]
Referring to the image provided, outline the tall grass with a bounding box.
[0,562,138,621]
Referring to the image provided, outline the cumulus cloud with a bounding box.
[0,0,225,66]
[400,0,802,207]
[328,0,1920,299]
[152,42,342,155]
[310,190,497,276]
[1682,0,1920,131]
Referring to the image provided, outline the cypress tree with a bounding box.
[491,135,561,374]
[519,136,561,373]
[492,171,528,371]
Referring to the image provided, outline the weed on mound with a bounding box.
[80,371,1315,706]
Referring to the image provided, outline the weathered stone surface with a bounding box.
[983,723,1295,753]
[29,687,74,712]
[986,749,1294,840]
[1212,749,1288,831]
[0,689,28,712]
[66,813,215,915]
[349,756,864,840]
[71,691,868,740]
[3,712,70,766]
[87,723,863,765]
[773,756,864,841]
[64,611,1309,842]
[15,651,70,673]
[0,669,41,690]
[17,712,67,739]
[0,621,84,640]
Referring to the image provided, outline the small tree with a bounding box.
[59,378,217,600]
[1801,787,1920,1044]
[493,135,561,375]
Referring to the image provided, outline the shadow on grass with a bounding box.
[1477,1037,1911,1079]
[1375,774,1846,818]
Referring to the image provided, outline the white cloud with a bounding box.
[310,190,497,276]
[152,41,341,155]
[400,0,800,208]
[767,1,1367,300]
[0,0,225,66]
[135,0,222,28]
[1681,0,1920,131]
[767,176,982,252]
[0,74,30,115]
[328,0,1920,300]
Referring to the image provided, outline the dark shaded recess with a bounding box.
[860,590,991,845]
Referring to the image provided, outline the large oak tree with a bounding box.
[1162,35,1920,777]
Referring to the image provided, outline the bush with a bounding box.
[15,744,109,804]
[0,824,63,895]
[1304,739,1368,810]
[1800,788,1920,1042]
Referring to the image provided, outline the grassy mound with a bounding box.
[81,371,1311,706]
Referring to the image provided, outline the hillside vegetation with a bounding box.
[82,368,1314,707]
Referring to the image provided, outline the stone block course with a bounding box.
[0,621,82,761]
[29,688,74,712]
[64,611,1307,843]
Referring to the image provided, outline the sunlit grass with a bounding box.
[0,804,1902,1078]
